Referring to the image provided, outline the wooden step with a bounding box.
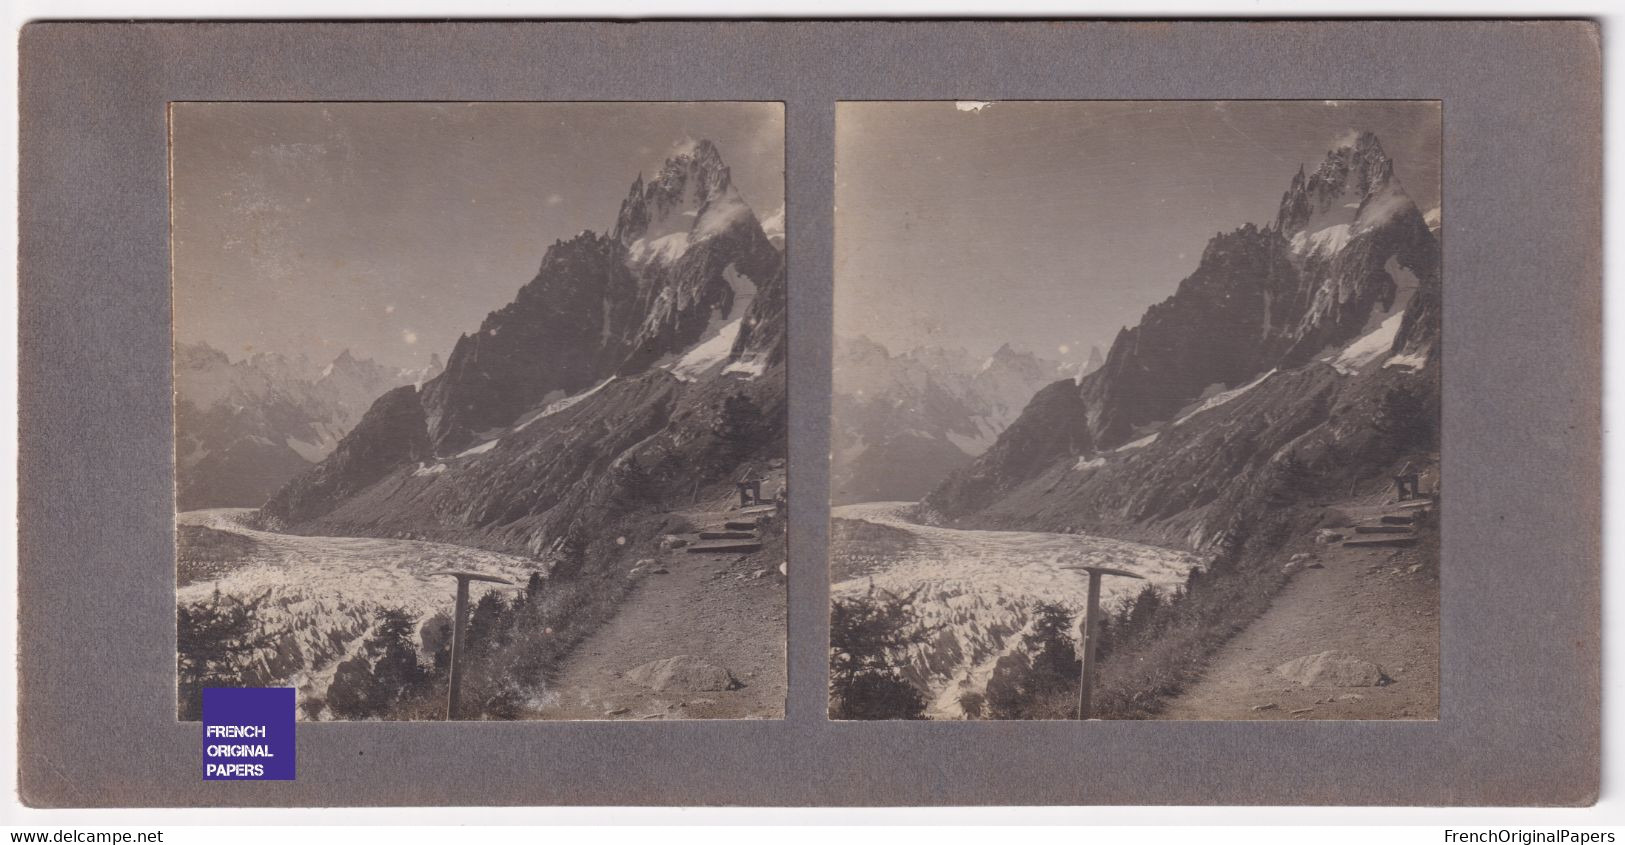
[1380,514,1417,525]
[723,520,760,531]
[738,504,778,516]
[686,540,764,554]
[699,530,757,540]
[1354,525,1412,534]
[1343,534,1419,548]
[1391,499,1434,511]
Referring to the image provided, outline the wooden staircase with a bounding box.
[686,502,777,555]
[1341,496,1435,550]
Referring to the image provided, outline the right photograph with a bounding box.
[830,101,1441,721]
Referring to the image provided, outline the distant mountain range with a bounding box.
[831,337,1095,504]
[175,343,441,510]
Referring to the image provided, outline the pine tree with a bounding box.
[1023,602,1082,698]
[326,607,428,719]
[829,585,931,720]
[465,592,511,656]
[982,602,1082,718]
[176,588,280,720]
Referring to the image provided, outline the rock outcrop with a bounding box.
[1274,651,1390,687]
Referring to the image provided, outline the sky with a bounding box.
[835,100,1441,366]
[172,101,784,369]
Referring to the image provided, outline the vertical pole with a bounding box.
[1077,571,1103,720]
[446,576,471,721]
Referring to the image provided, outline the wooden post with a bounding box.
[431,570,515,720]
[1062,565,1145,721]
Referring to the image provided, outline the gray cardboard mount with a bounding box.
[17,21,1601,807]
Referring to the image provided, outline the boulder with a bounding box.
[624,656,741,693]
[1314,529,1345,545]
[659,535,689,551]
[1273,651,1390,687]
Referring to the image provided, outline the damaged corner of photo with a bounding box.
[172,101,788,722]
[828,99,1441,722]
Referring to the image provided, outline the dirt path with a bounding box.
[532,490,787,721]
[1157,506,1439,721]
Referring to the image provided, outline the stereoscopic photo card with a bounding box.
[172,101,788,722]
[16,21,1599,808]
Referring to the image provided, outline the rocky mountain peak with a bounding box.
[612,139,737,246]
[1276,131,1399,235]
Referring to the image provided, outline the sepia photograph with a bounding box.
[172,101,787,721]
[831,101,1441,720]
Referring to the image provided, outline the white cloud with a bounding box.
[402,329,418,345]
[545,193,564,206]
[385,304,395,314]
[955,101,994,113]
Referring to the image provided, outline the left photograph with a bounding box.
[172,102,788,721]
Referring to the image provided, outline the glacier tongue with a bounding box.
[831,502,1201,719]
[177,508,540,718]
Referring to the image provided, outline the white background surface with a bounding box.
[0,0,1618,831]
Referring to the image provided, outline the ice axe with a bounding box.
[1060,565,1145,720]
[430,570,515,720]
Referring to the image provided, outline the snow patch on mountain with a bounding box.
[722,357,768,379]
[627,231,693,267]
[1115,431,1160,452]
[1383,350,1430,371]
[1290,223,1352,257]
[758,204,785,248]
[456,437,500,458]
[532,377,618,423]
[1328,310,1407,375]
[1173,369,1278,425]
[661,263,758,382]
